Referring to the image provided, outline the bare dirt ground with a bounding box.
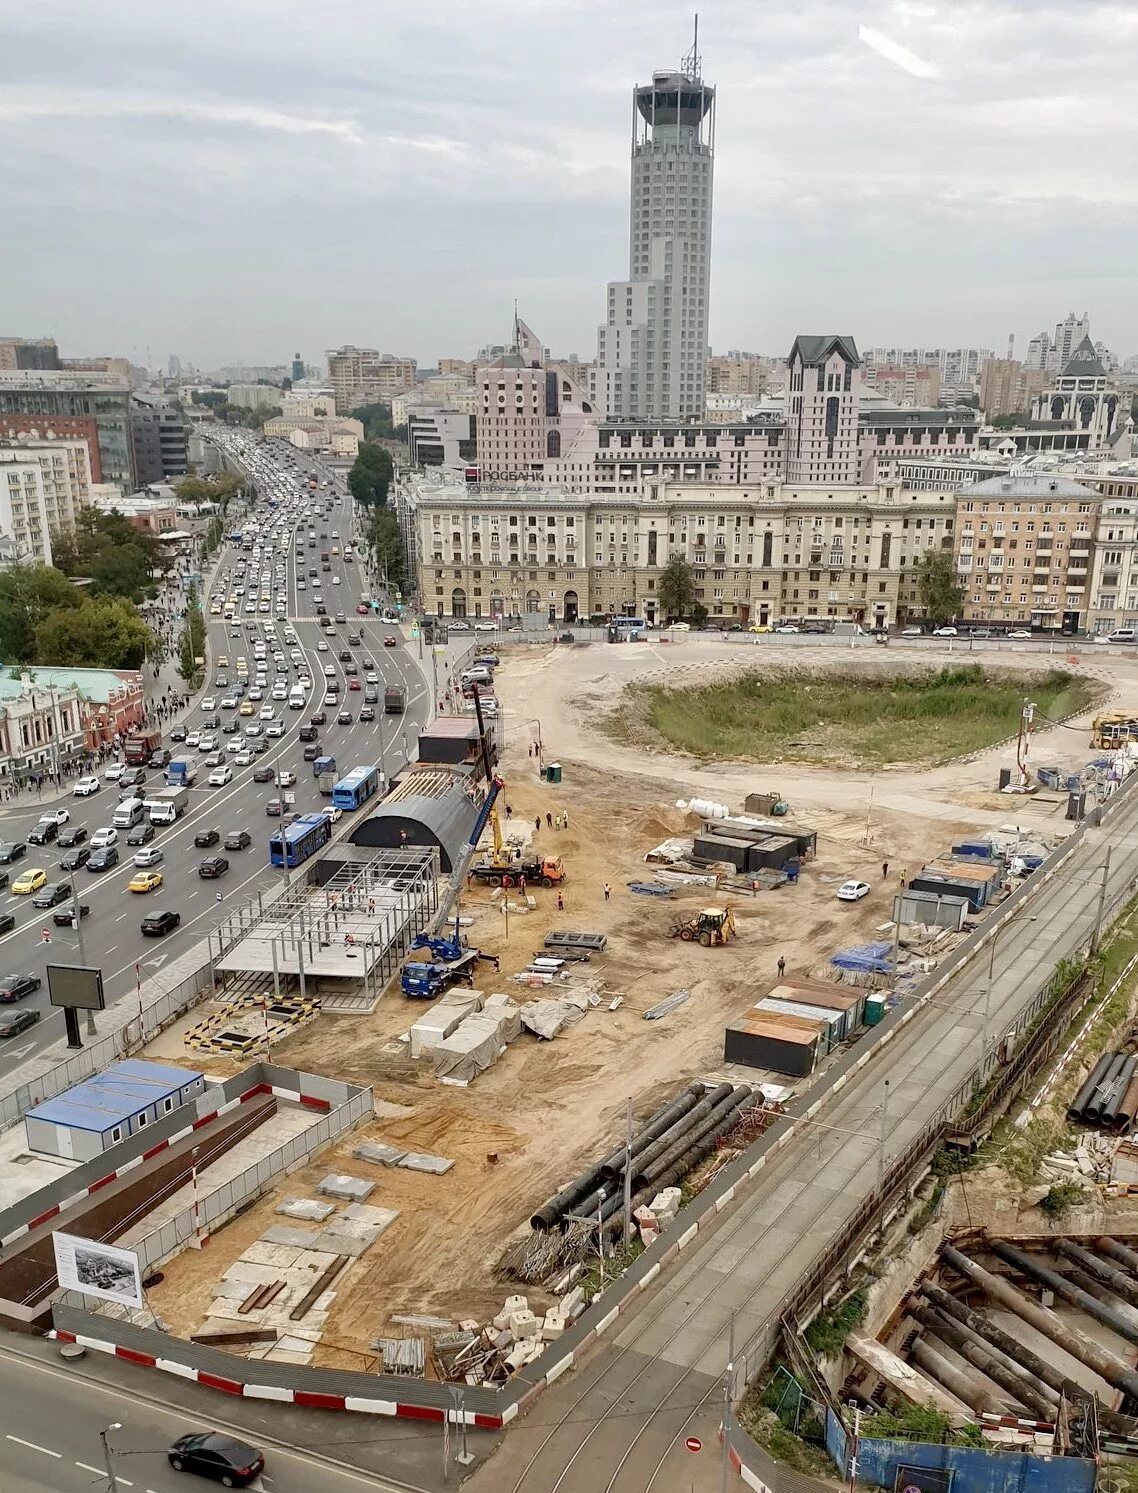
[144,637,1138,1363]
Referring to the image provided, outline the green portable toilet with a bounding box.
[547,762,562,784]
[864,993,886,1027]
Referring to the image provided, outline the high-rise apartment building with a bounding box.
[0,436,93,565]
[864,364,940,407]
[129,394,188,485]
[325,346,417,413]
[785,335,862,486]
[978,358,1047,420]
[0,372,133,490]
[0,338,61,371]
[593,36,715,422]
[1052,312,1091,372]
[291,353,305,384]
[227,384,280,411]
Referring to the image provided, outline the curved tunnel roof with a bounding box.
[348,768,480,873]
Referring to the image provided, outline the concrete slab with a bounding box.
[315,1173,375,1201]
[261,1226,324,1249]
[276,1198,337,1222]
[243,1241,304,1268]
[353,1142,406,1166]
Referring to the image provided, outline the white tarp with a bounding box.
[482,993,522,1042]
[518,997,587,1040]
[431,1012,509,1080]
[409,989,484,1058]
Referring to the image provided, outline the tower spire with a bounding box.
[682,12,701,78]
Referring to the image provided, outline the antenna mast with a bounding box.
[682,12,701,78]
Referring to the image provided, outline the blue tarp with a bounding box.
[831,941,893,974]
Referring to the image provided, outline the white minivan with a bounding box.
[112,797,145,828]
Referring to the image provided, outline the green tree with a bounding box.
[35,596,153,669]
[349,441,394,506]
[350,402,398,440]
[916,549,964,625]
[366,507,404,592]
[989,412,1028,428]
[0,566,86,663]
[658,556,697,620]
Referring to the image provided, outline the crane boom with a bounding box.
[432,685,503,932]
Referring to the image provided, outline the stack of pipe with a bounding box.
[1067,1051,1138,1131]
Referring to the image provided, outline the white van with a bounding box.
[288,686,306,710]
[112,797,145,828]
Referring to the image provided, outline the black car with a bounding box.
[169,724,187,742]
[27,820,59,846]
[56,826,87,848]
[141,909,181,937]
[314,604,327,616]
[201,713,221,731]
[222,719,240,734]
[252,765,275,783]
[224,829,251,851]
[0,842,27,864]
[86,846,119,871]
[194,828,220,849]
[53,904,89,926]
[118,767,146,788]
[336,709,352,725]
[32,883,71,909]
[298,724,318,742]
[60,846,91,871]
[126,822,155,847]
[0,973,41,1003]
[0,1007,40,1038]
[198,855,229,879]
[302,743,320,761]
[338,649,352,663]
[148,749,171,769]
[0,912,14,935]
[309,711,326,727]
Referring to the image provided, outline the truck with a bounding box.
[123,728,162,766]
[144,785,189,824]
[468,853,566,889]
[384,684,406,715]
[165,757,197,788]
[314,755,337,796]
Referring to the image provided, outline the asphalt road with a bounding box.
[0,441,443,1074]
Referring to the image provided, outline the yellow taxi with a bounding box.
[11,868,46,895]
[128,870,164,894]
[239,700,255,717]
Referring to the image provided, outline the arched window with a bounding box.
[547,430,561,458]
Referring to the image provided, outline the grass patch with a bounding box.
[803,1286,869,1358]
[608,664,1100,768]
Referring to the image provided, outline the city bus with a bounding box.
[269,811,333,869]
[331,764,380,811]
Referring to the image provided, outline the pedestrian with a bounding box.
[505,803,513,819]
[900,867,907,888]
[557,890,564,912]
[535,817,541,834]
[882,860,889,880]
[603,882,611,902]
[528,744,533,757]
[562,809,569,830]
[777,955,786,979]
[750,879,757,897]
[546,812,553,829]
[518,874,526,895]
[368,896,375,916]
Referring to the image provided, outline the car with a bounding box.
[932,626,958,637]
[0,1007,41,1038]
[201,697,216,712]
[148,749,172,769]
[222,719,240,735]
[125,822,156,846]
[31,881,70,908]
[118,767,146,789]
[73,776,101,797]
[252,765,276,783]
[184,731,201,748]
[900,626,923,638]
[141,909,181,937]
[202,751,224,768]
[11,869,47,896]
[774,624,799,634]
[277,770,296,787]
[334,612,346,625]
[448,619,470,632]
[836,880,871,902]
[90,827,118,848]
[224,829,251,851]
[298,724,318,742]
[39,807,70,827]
[317,640,329,653]
[208,765,234,787]
[1007,629,1032,640]
[198,855,229,879]
[302,743,321,762]
[1108,629,1137,644]
[60,843,92,873]
[244,724,263,739]
[358,705,375,722]
[348,677,361,692]
[199,730,219,747]
[133,845,164,868]
[336,709,353,725]
[364,670,379,685]
[266,719,286,737]
[239,701,254,716]
[169,724,187,742]
[27,820,59,846]
[265,798,286,816]
[221,695,239,711]
[86,846,119,871]
[194,828,220,849]
[322,693,338,708]
[969,627,993,639]
[129,870,164,894]
[0,973,41,1003]
[234,749,255,766]
[52,898,88,928]
[104,762,125,781]
[356,602,370,615]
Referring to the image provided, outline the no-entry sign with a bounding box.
[686,1437,702,1453]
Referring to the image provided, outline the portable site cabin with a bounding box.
[765,977,867,1041]
[24,1059,205,1162]
[724,1011,821,1078]
[893,888,971,932]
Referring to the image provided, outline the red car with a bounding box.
[356,603,370,616]
[383,634,397,648]
[348,677,361,691]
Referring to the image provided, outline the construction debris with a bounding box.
[644,989,690,1021]
[372,1337,426,1375]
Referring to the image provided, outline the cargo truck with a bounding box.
[144,785,189,824]
[165,756,197,788]
[123,728,162,765]
[384,684,406,714]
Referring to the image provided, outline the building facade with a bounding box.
[129,394,187,485]
[325,347,417,413]
[226,384,280,411]
[0,372,132,490]
[864,364,940,408]
[0,667,144,779]
[406,409,475,468]
[0,436,92,564]
[954,473,1099,632]
[0,337,60,371]
[1029,337,1122,447]
[979,358,1048,420]
[593,47,715,422]
[280,391,336,419]
[786,335,862,486]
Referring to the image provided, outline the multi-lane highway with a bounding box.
[0,437,437,1073]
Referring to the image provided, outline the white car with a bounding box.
[248,687,263,702]
[332,576,342,586]
[317,641,329,652]
[271,684,288,701]
[133,846,164,868]
[198,733,218,752]
[932,626,958,637]
[90,827,119,848]
[277,770,296,787]
[234,750,255,767]
[226,738,244,755]
[297,675,311,690]
[266,720,286,738]
[474,620,498,632]
[208,765,234,786]
[39,807,70,826]
[185,731,201,748]
[774,624,799,634]
[900,626,923,638]
[104,762,125,781]
[836,880,871,902]
[221,696,239,710]
[201,697,216,712]
[1007,629,1032,640]
[73,776,101,797]
[259,704,274,720]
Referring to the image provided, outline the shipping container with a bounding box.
[908,873,987,913]
[693,834,752,871]
[745,834,797,872]
[755,998,843,1053]
[724,1013,820,1077]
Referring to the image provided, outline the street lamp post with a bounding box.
[65,866,97,1036]
[100,1423,122,1492]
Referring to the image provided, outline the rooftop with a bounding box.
[960,472,1100,500]
[26,1059,203,1134]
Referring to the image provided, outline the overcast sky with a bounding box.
[2,0,1135,372]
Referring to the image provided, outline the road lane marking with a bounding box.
[114,911,128,921]
[7,1434,61,1456]
[77,1461,132,1483]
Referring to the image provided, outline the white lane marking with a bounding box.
[78,1461,132,1483]
[7,1434,61,1456]
[114,912,128,921]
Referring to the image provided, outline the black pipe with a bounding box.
[618,1083,736,1184]
[1097,1237,1138,1274]
[913,1306,1053,1419]
[597,1084,710,1178]
[1101,1057,1138,1129]
[989,1239,1138,1348]
[634,1086,753,1189]
[1116,1073,1138,1132]
[910,1338,1001,1415]
[1085,1054,1127,1123]
[1068,1052,1115,1121]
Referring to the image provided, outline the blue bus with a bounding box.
[331,764,380,811]
[269,812,333,869]
[611,616,647,638]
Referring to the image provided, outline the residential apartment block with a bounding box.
[0,371,133,490]
[0,435,93,564]
[326,347,417,413]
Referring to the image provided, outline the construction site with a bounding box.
[17,636,1111,1399]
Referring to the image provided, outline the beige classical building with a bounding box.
[404,473,956,628]
[280,390,336,418]
[954,473,1099,632]
[325,347,417,413]
[262,414,363,456]
[0,435,92,564]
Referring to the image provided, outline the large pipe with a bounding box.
[910,1337,1004,1416]
[989,1240,1138,1348]
[941,1244,1138,1400]
[912,1306,1053,1419]
[1097,1237,1138,1274]
[596,1084,710,1178]
[1068,1052,1116,1121]
[1117,1073,1138,1133]
[531,1157,612,1231]
[1085,1054,1127,1124]
[615,1083,735,1182]
[634,1086,753,1189]
[1101,1057,1138,1130]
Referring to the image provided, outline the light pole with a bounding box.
[596,1185,606,1291]
[66,866,97,1036]
[100,1423,122,1492]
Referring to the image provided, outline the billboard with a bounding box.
[53,1232,143,1310]
[47,964,106,1012]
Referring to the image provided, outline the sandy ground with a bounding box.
[142,636,1138,1364]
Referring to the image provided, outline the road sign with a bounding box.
[685,1437,702,1453]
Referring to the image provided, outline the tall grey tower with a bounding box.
[593,27,715,422]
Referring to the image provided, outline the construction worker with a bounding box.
[603,883,611,902]
[882,861,889,880]
[557,890,564,912]
[535,816,541,834]
[777,955,786,979]
[900,867,908,888]
[562,809,570,830]
[518,873,527,895]
[546,812,553,829]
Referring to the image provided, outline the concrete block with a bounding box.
[276,1198,336,1222]
[559,1285,585,1318]
[353,1141,407,1166]
[649,1187,681,1219]
[316,1173,375,1201]
[504,1344,532,1371]
[492,1310,511,1331]
[503,1293,528,1316]
[509,1309,540,1341]
[260,1227,323,1251]
[541,1311,566,1341]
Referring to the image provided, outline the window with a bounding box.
[162,1096,175,1115]
[110,1126,122,1144]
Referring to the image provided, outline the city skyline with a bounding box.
[2,0,1136,367]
